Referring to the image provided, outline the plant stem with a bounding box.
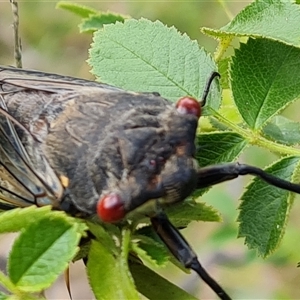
[212,111,300,156]
[10,0,22,68]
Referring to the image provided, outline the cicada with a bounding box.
[1,66,300,300]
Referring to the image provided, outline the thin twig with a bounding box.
[10,0,22,68]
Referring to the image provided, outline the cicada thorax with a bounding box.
[43,90,200,220]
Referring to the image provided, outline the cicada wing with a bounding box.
[0,65,128,213]
[0,97,64,210]
[0,65,122,93]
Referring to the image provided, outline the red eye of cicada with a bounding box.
[97,193,125,223]
[175,72,220,119]
[175,96,201,119]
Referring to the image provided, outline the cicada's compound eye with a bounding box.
[175,96,201,119]
[97,193,125,223]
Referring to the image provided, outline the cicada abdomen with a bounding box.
[0,66,124,213]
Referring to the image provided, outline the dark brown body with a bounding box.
[0,66,199,218]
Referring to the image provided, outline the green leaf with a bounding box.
[202,0,300,48]
[134,225,159,241]
[131,236,169,267]
[196,132,248,167]
[79,13,126,33]
[87,240,140,300]
[166,201,221,227]
[56,1,97,18]
[8,216,82,291]
[231,38,300,129]
[89,18,220,115]
[0,206,53,234]
[263,116,300,145]
[87,221,119,255]
[133,226,192,274]
[238,156,300,257]
[0,292,9,300]
[130,262,198,300]
[73,238,91,262]
[0,206,87,236]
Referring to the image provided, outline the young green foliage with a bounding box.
[263,116,300,146]
[130,263,198,300]
[87,235,139,299]
[196,132,248,167]
[89,18,221,115]
[9,218,81,291]
[56,1,126,33]
[231,39,300,129]
[238,156,300,257]
[0,207,87,299]
[203,0,300,47]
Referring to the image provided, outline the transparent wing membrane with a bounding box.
[0,67,64,210]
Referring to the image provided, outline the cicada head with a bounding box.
[94,94,202,223]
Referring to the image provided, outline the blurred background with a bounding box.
[1,1,300,299]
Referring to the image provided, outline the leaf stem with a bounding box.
[0,270,18,294]
[211,110,300,156]
[214,36,233,62]
[121,227,131,261]
[120,227,139,294]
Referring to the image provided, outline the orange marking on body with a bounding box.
[60,175,69,188]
